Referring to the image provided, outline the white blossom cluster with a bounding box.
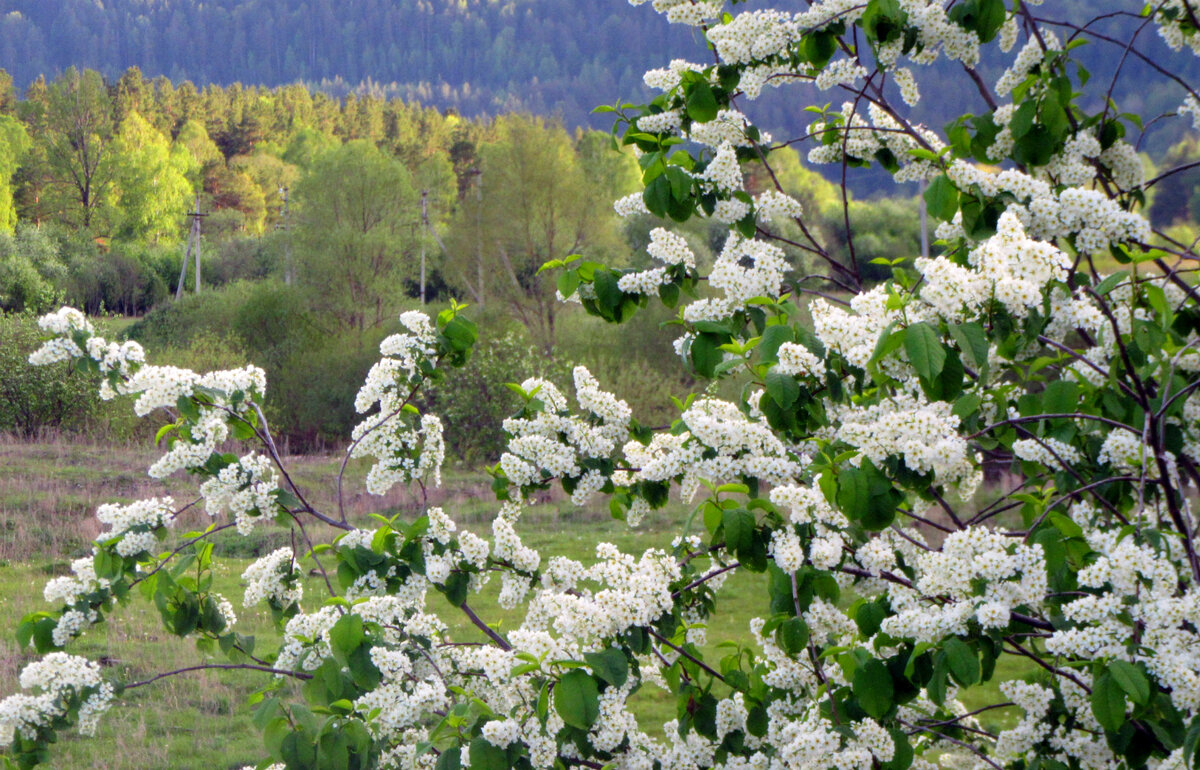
[702,234,790,314]
[810,102,945,183]
[42,557,109,646]
[498,367,631,498]
[94,496,177,557]
[29,308,269,482]
[617,227,697,296]
[0,654,112,749]
[347,312,447,495]
[809,286,904,371]
[833,393,981,495]
[623,397,803,496]
[241,547,303,609]
[199,453,280,535]
[897,528,1045,638]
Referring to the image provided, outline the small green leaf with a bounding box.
[757,325,794,365]
[329,613,364,666]
[585,647,630,688]
[723,508,756,554]
[924,176,960,221]
[776,617,810,655]
[904,322,946,381]
[1091,672,1127,733]
[765,368,800,409]
[856,601,887,638]
[1109,660,1150,705]
[690,332,725,379]
[854,659,894,719]
[943,639,980,687]
[555,670,601,729]
[948,322,988,371]
[685,81,720,123]
[1095,271,1129,296]
[468,736,509,770]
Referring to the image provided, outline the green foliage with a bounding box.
[0,225,65,314]
[0,114,30,234]
[113,111,194,241]
[424,327,570,462]
[0,313,98,435]
[293,140,420,331]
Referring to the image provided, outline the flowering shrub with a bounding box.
[7,2,1200,769]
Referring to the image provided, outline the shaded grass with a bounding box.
[0,438,1036,767]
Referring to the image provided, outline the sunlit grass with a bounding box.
[0,438,1036,767]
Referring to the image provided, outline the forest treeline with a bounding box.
[0,0,1198,155]
[0,67,914,448]
[0,0,693,130]
[1,67,1199,449]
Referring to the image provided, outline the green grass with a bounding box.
[0,438,1037,767]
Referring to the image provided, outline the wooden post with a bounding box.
[193,194,202,293]
[420,190,428,305]
[175,195,207,299]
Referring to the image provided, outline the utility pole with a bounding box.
[279,185,293,285]
[474,167,484,306]
[418,189,447,306]
[175,194,207,299]
[420,190,428,305]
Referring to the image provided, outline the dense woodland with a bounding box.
[1,0,1198,152]
[0,68,898,449]
[0,58,1199,449]
[0,0,694,129]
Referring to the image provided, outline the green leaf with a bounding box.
[1109,660,1150,705]
[468,736,510,770]
[555,670,601,729]
[441,316,478,353]
[758,324,794,363]
[436,746,464,770]
[1091,672,1127,733]
[176,394,200,422]
[690,332,725,379]
[585,647,629,688]
[1095,271,1129,296]
[870,322,905,365]
[765,368,800,410]
[948,322,989,371]
[1048,512,1084,539]
[904,322,946,381]
[329,613,364,666]
[557,269,580,299]
[853,659,894,719]
[856,601,887,638]
[776,617,810,655]
[923,175,959,221]
[685,81,719,123]
[723,508,756,554]
[593,269,625,314]
[943,639,980,687]
[643,174,671,218]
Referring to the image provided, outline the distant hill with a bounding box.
[0,0,1195,154]
[0,0,696,128]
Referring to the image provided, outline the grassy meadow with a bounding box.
[0,436,1030,768]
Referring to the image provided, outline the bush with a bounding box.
[0,313,96,435]
[424,327,571,463]
[9,6,1200,770]
[0,225,67,314]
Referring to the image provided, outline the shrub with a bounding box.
[8,5,1200,770]
[0,313,96,435]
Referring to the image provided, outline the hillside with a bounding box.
[0,0,696,128]
[0,0,1196,152]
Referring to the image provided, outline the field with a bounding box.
[0,437,1025,768]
